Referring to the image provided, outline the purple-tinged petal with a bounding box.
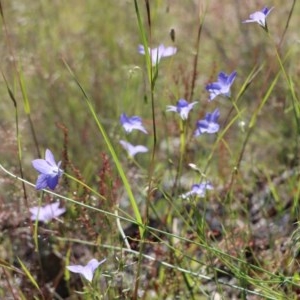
[166,99,197,120]
[181,182,213,199]
[48,202,60,212]
[45,149,57,166]
[162,46,177,57]
[35,174,49,190]
[32,149,63,190]
[176,99,189,108]
[211,108,220,121]
[131,145,148,155]
[32,159,52,174]
[67,258,106,282]
[120,113,148,134]
[120,113,128,124]
[66,265,85,274]
[130,116,143,123]
[194,109,220,136]
[47,175,59,190]
[217,72,229,85]
[228,71,237,85]
[30,202,66,222]
[138,44,146,55]
[139,44,177,66]
[242,7,273,28]
[87,258,107,273]
[206,83,222,91]
[120,140,148,157]
[206,72,236,101]
[262,6,274,16]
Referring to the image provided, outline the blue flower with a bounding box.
[66,258,106,282]
[30,201,66,223]
[119,140,148,157]
[181,182,213,199]
[32,149,63,190]
[206,71,237,101]
[120,113,148,134]
[194,108,220,136]
[242,7,273,28]
[138,44,177,66]
[166,99,198,120]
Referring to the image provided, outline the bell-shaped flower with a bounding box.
[181,182,213,199]
[66,258,106,282]
[242,7,273,29]
[119,140,148,158]
[194,109,220,136]
[206,71,237,101]
[32,149,63,190]
[30,201,66,223]
[138,44,177,66]
[166,99,198,120]
[120,113,147,134]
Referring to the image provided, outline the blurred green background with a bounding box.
[1,0,299,195]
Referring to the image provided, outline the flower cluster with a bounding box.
[27,4,275,290]
[31,150,107,283]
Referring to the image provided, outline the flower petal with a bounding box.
[87,258,106,272]
[47,175,59,190]
[66,265,84,274]
[162,46,177,57]
[166,105,177,112]
[80,268,94,282]
[228,71,237,85]
[132,145,148,156]
[45,149,57,166]
[32,159,51,174]
[138,44,146,55]
[35,174,49,190]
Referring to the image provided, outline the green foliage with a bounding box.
[1,0,300,299]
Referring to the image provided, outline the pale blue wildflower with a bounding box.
[30,201,66,222]
[119,140,148,157]
[32,149,63,190]
[66,258,106,282]
[242,7,273,29]
[138,44,177,66]
[181,182,213,199]
[206,71,237,101]
[194,109,220,136]
[120,113,148,134]
[166,99,198,120]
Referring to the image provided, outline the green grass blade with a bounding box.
[19,67,31,114]
[249,68,281,128]
[62,60,144,237]
[133,0,151,83]
[16,257,42,294]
